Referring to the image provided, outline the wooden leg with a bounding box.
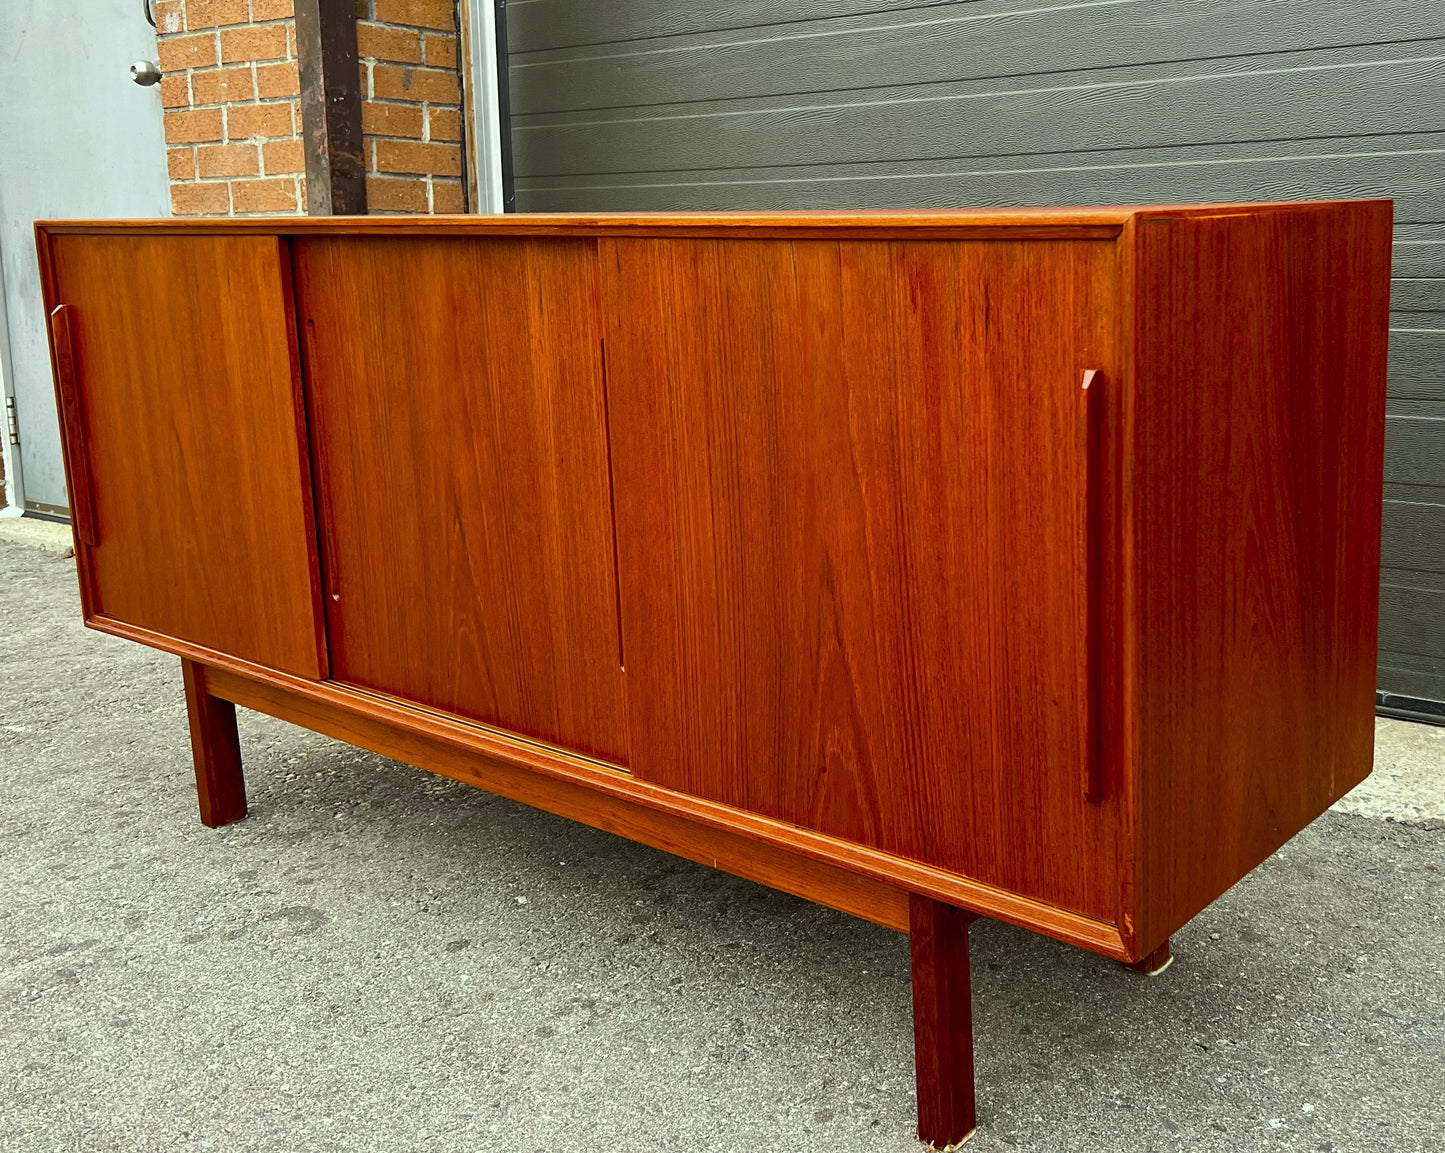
[1125,938,1173,976]
[910,894,978,1149]
[181,658,247,828]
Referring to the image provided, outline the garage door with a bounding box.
[505,0,1445,716]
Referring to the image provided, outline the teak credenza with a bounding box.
[37,203,1391,1147]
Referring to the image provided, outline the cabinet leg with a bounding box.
[910,894,978,1149]
[181,658,247,828]
[1125,938,1173,976]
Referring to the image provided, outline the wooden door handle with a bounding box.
[301,315,341,604]
[1081,369,1103,803]
[48,304,100,548]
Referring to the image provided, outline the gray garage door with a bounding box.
[506,0,1445,714]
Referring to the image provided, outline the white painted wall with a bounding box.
[462,0,507,213]
[0,0,171,513]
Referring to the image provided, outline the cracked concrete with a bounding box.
[1,539,1442,1152]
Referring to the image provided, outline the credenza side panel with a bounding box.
[1131,202,1393,951]
[42,233,327,679]
[293,237,630,765]
[603,236,1123,921]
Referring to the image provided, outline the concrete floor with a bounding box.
[1,537,1442,1153]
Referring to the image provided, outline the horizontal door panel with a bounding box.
[1389,327,1445,401]
[512,0,1442,116]
[509,0,946,52]
[1382,498,1445,573]
[514,45,1442,177]
[515,135,1445,224]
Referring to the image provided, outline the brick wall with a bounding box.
[357,0,467,213]
[157,0,306,215]
[156,0,466,216]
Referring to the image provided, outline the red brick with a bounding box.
[366,175,428,212]
[164,108,224,144]
[252,0,294,17]
[220,24,289,63]
[362,100,424,138]
[167,147,196,180]
[231,177,299,213]
[262,139,304,175]
[422,33,456,70]
[157,32,217,72]
[185,0,250,29]
[154,0,184,34]
[256,61,300,98]
[197,142,260,177]
[432,178,465,213]
[170,181,230,215]
[373,139,461,177]
[372,0,455,30]
[191,66,255,105]
[371,64,458,104]
[226,102,294,139]
[426,106,460,142]
[160,74,191,109]
[357,22,422,63]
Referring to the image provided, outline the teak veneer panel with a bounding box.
[293,237,629,764]
[1128,204,1392,953]
[40,234,325,678]
[602,237,1121,923]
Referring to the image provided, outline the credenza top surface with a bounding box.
[36,199,1387,241]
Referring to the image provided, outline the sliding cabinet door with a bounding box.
[43,233,326,678]
[603,236,1120,919]
[294,237,629,765]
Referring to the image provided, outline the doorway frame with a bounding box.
[0,237,26,517]
[460,0,514,214]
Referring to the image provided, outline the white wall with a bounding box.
[0,0,171,512]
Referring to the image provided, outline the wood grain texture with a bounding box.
[181,658,248,828]
[34,206,1141,235]
[38,202,1368,237]
[293,236,629,763]
[910,895,978,1150]
[45,306,97,549]
[1130,201,1393,953]
[40,233,326,679]
[1081,367,1106,804]
[294,0,367,215]
[602,236,1122,923]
